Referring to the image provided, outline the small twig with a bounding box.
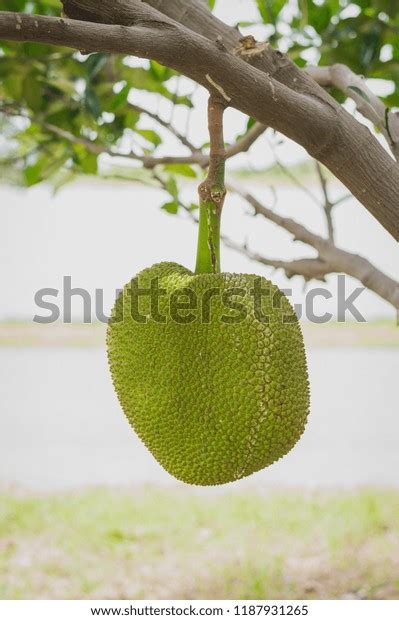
[0,104,265,170]
[225,122,267,160]
[269,138,321,207]
[334,193,352,207]
[223,237,329,281]
[315,162,335,241]
[229,184,399,310]
[129,102,197,151]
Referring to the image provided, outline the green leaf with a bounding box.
[295,57,307,68]
[37,0,61,9]
[164,176,179,200]
[110,84,131,112]
[255,0,269,22]
[208,0,216,9]
[124,109,141,128]
[22,143,70,186]
[161,200,179,215]
[46,77,77,97]
[307,0,330,32]
[85,88,101,119]
[136,129,162,146]
[235,21,258,27]
[329,86,347,105]
[24,161,44,186]
[3,73,24,99]
[85,53,110,78]
[72,143,98,174]
[121,66,193,107]
[163,163,197,178]
[45,107,79,130]
[79,152,98,174]
[149,61,175,82]
[255,0,285,24]
[22,73,43,112]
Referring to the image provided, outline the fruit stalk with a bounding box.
[195,97,227,274]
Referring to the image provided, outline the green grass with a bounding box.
[1,487,398,599]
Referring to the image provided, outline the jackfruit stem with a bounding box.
[196,197,222,274]
[195,97,227,275]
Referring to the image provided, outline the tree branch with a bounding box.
[223,238,330,282]
[315,162,335,241]
[156,172,399,310]
[230,186,399,311]
[0,7,398,239]
[155,169,399,311]
[224,122,267,160]
[307,64,399,162]
[128,102,196,151]
[0,103,266,171]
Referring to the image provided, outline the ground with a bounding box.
[1,487,398,600]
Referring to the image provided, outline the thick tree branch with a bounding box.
[0,8,398,240]
[307,64,399,162]
[139,0,399,166]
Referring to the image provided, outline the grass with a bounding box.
[0,319,398,348]
[0,487,398,600]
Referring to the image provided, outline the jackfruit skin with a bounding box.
[107,262,309,486]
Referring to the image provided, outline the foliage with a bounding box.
[253,0,399,102]
[0,0,194,196]
[0,0,398,201]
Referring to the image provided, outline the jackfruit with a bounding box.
[107,262,309,486]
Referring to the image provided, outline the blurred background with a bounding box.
[0,0,398,601]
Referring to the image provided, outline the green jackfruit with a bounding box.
[107,262,309,486]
